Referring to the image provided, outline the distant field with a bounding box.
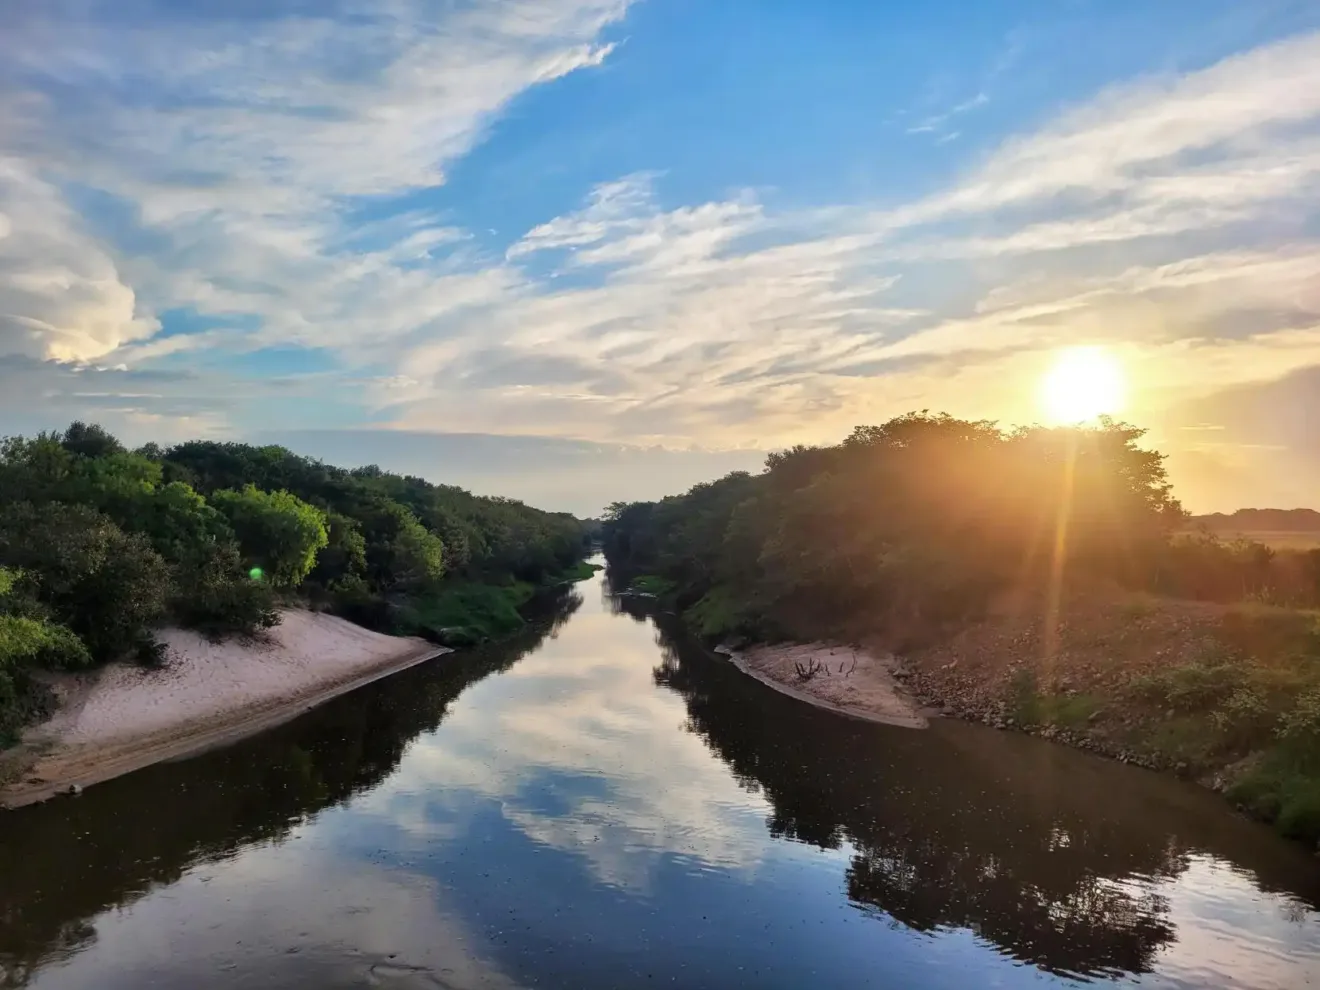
[1179,529,1320,550]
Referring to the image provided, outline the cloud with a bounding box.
[894,30,1320,223]
[0,159,158,362]
[358,605,776,894]
[0,0,631,362]
[5,10,1320,507]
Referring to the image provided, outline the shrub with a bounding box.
[170,542,280,638]
[0,502,169,663]
[1210,687,1272,749]
[211,485,329,588]
[1129,659,1248,713]
[0,615,93,671]
[1277,690,1320,766]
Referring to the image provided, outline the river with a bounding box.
[2,565,1318,989]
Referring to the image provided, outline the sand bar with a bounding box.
[1,609,448,808]
[716,642,928,728]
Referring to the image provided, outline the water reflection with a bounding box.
[643,599,1320,982]
[1,571,1318,990]
[0,590,582,988]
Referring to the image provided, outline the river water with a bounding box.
[2,566,1319,989]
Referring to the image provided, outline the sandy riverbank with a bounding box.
[1,610,448,808]
[716,642,928,728]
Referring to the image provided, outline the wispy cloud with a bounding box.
[2,7,1320,508]
[0,0,632,363]
[906,91,989,136]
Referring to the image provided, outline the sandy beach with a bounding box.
[1,609,448,808]
[716,642,928,729]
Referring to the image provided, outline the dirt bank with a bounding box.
[1,610,448,808]
[716,642,928,728]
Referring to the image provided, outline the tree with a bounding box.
[211,486,329,588]
[60,421,125,459]
[0,503,168,663]
[358,500,445,590]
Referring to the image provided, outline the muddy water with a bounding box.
[1,566,1318,989]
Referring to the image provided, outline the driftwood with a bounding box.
[794,657,825,681]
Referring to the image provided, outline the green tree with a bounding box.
[211,486,329,588]
[60,421,125,459]
[0,503,168,663]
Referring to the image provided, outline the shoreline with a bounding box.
[1,611,450,809]
[715,643,928,729]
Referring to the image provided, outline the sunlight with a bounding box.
[1039,346,1126,424]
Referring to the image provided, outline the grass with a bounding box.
[629,574,677,597]
[398,580,537,646]
[1006,671,1102,729]
[557,560,603,583]
[395,558,598,646]
[687,585,752,640]
[1227,755,1320,841]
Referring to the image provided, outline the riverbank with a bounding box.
[0,609,448,808]
[715,642,927,728]
[708,589,1320,845]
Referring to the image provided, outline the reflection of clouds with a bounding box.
[1145,856,1320,990]
[355,598,773,893]
[27,819,519,990]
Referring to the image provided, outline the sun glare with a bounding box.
[1039,346,1126,424]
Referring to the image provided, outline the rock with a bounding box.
[67,784,82,797]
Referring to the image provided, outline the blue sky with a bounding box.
[3,0,1320,513]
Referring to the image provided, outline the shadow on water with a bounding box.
[622,594,1320,983]
[0,588,582,989]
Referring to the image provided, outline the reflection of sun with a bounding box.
[1039,346,1126,424]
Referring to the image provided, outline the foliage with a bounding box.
[0,615,93,672]
[628,575,677,598]
[1127,659,1250,714]
[0,502,169,664]
[1277,689,1320,762]
[169,542,281,639]
[211,485,329,588]
[0,422,589,745]
[558,560,603,582]
[605,413,1185,644]
[397,581,537,645]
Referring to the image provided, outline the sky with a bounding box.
[3,0,1320,516]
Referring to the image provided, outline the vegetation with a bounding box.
[603,412,1320,844]
[0,422,592,744]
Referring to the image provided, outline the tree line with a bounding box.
[0,422,589,743]
[602,412,1320,644]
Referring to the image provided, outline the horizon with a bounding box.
[4,2,1320,514]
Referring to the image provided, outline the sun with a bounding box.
[1039,346,1126,424]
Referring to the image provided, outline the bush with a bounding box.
[171,543,281,639]
[0,502,169,663]
[688,585,754,641]
[1277,690,1320,765]
[212,485,329,588]
[1129,659,1248,713]
[1210,687,1273,749]
[0,614,89,745]
[398,582,532,644]
[0,615,93,671]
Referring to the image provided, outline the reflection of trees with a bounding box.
[0,589,580,988]
[649,614,1320,982]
